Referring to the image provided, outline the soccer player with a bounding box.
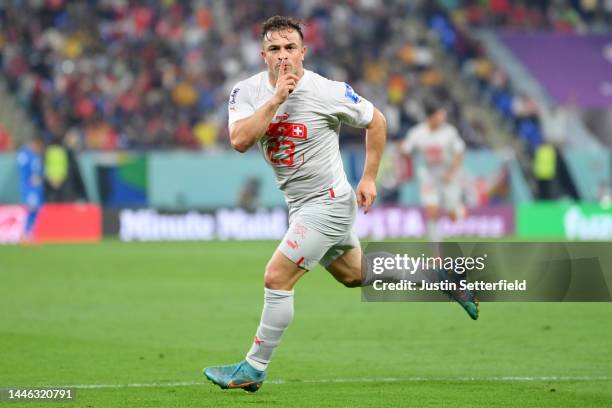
[16,137,45,240]
[203,15,387,392]
[400,99,467,241]
[400,99,478,320]
[203,17,477,393]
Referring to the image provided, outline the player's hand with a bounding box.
[273,61,299,104]
[356,178,377,214]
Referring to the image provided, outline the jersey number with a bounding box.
[265,123,307,166]
[267,138,296,165]
[424,145,443,165]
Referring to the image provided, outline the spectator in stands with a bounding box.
[513,94,543,154]
[0,1,479,151]
[44,137,69,202]
[542,104,570,146]
[63,129,87,202]
[533,144,557,199]
[237,177,262,212]
[0,0,597,157]
[0,124,12,151]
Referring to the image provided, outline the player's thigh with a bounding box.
[323,232,362,288]
[420,180,440,215]
[275,216,335,275]
[441,182,464,219]
[264,249,307,290]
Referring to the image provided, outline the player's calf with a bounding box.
[325,248,363,288]
[338,275,362,288]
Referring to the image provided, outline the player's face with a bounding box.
[428,109,447,129]
[261,29,306,78]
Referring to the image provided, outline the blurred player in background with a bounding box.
[401,99,466,242]
[16,136,44,240]
[203,15,388,392]
[400,98,478,319]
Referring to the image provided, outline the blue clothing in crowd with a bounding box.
[17,144,44,234]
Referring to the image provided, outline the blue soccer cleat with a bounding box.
[203,360,266,392]
[437,269,480,320]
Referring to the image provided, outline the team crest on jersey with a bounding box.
[344,83,361,104]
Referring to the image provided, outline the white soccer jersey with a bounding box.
[400,122,465,179]
[228,69,374,206]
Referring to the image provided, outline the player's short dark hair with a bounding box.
[423,97,446,117]
[261,16,304,43]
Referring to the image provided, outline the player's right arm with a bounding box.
[229,64,298,153]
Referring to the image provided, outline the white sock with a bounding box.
[245,288,294,371]
[427,218,441,242]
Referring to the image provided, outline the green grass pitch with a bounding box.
[1,241,611,407]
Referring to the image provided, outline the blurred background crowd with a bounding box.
[0,0,611,205]
[0,0,608,151]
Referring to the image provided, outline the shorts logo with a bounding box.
[254,336,264,345]
[293,223,307,239]
[286,239,299,249]
[344,83,361,104]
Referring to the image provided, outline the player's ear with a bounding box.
[301,45,307,60]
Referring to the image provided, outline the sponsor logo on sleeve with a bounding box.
[344,83,361,104]
[229,87,240,105]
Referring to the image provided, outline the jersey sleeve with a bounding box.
[330,81,374,128]
[227,81,254,126]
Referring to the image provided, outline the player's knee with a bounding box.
[425,206,438,219]
[264,264,287,289]
[449,206,466,221]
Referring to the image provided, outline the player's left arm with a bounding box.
[443,126,466,182]
[443,151,464,182]
[357,107,387,214]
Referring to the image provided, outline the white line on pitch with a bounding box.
[56,376,612,389]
